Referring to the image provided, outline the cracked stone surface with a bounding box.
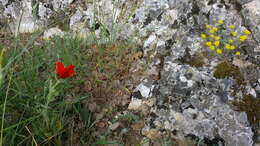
[241,0,260,43]
[128,0,259,145]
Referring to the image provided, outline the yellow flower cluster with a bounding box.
[203,38,224,54]
[201,19,252,56]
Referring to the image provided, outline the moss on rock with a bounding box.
[213,61,245,85]
[232,95,260,128]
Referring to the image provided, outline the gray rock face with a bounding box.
[0,0,74,33]
[148,61,253,146]
[241,0,260,43]
[135,79,155,98]
[236,0,255,5]
[0,0,38,33]
[129,0,259,145]
[1,0,22,19]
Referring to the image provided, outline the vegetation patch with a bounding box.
[232,95,260,128]
[213,61,245,85]
[200,19,252,56]
[0,28,144,145]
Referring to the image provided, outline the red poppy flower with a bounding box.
[55,62,75,79]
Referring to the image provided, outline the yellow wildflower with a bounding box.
[210,34,215,38]
[212,27,218,31]
[228,39,234,43]
[201,34,207,39]
[209,29,215,34]
[231,31,237,36]
[216,49,223,54]
[243,29,251,35]
[229,25,235,29]
[205,24,211,29]
[218,20,223,25]
[215,36,220,40]
[225,44,231,49]
[214,41,220,47]
[210,46,215,50]
[230,45,235,50]
[205,41,212,46]
[235,51,241,56]
[239,35,247,41]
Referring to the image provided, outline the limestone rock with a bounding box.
[43,27,64,39]
[109,122,120,131]
[128,98,142,110]
[242,0,260,42]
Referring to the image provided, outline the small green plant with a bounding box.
[200,19,252,56]
[113,113,140,124]
[0,48,6,88]
[213,61,245,85]
[159,135,177,146]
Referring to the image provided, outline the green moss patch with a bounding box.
[213,61,245,85]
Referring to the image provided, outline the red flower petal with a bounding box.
[61,65,75,78]
[56,62,65,78]
[55,62,75,79]
[66,65,75,77]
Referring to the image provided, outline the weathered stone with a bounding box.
[241,0,260,42]
[135,79,155,98]
[132,120,145,131]
[128,98,142,110]
[109,122,120,131]
[141,128,161,140]
[236,0,255,5]
[6,1,40,33]
[43,27,64,39]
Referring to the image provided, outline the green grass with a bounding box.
[0,24,139,145]
[0,33,91,145]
